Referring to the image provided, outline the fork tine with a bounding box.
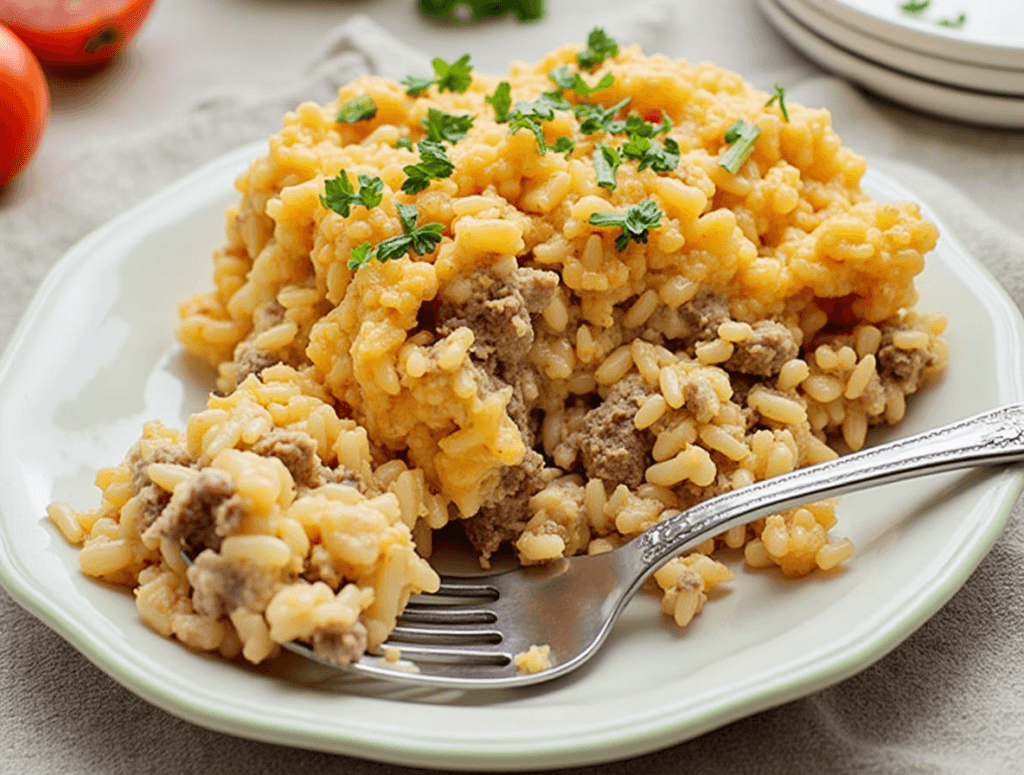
[397,607,497,625]
[387,624,502,645]
[379,643,511,666]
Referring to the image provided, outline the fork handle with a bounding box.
[627,402,1024,578]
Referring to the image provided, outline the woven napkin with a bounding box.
[2,5,1024,774]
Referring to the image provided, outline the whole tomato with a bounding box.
[0,24,48,187]
[0,0,157,69]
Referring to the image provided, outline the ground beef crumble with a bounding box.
[187,549,282,619]
[575,375,654,491]
[143,469,243,553]
[725,321,798,377]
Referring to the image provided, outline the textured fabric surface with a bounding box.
[2,3,1024,773]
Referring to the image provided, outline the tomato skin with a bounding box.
[0,0,157,68]
[0,24,48,187]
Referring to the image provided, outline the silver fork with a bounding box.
[287,403,1024,688]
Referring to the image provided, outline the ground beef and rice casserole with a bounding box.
[49,34,948,667]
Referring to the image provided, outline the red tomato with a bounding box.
[0,0,157,69]
[0,24,48,187]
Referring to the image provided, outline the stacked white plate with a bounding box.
[756,0,1024,127]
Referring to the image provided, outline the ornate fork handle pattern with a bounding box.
[634,403,1024,570]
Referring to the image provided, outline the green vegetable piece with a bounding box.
[418,0,544,22]
[548,65,614,97]
[720,119,761,174]
[433,53,474,93]
[422,108,475,143]
[347,203,445,271]
[577,27,619,70]
[764,85,789,121]
[396,137,413,150]
[486,81,513,122]
[593,143,621,190]
[401,140,455,194]
[509,113,547,153]
[574,97,631,134]
[588,199,664,251]
[938,13,966,28]
[336,95,377,123]
[899,0,929,13]
[552,136,575,156]
[402,74,437,96]
[320,172,385,217]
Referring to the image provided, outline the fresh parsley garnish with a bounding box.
[348,203,445,270]
[422,108,475,143]
[320,172,384,217]
[418,0,544,22]
[402,140,455,194]
[621,135,680,172]
[486,81,513,122]
[552,136,575,156]
[573,97,631,134]
[577,28,619,70]
[507,91,572,152]
[593,143,621,190]
[548,65,614,97]
[608,111,671,137]
[720,119,761,174]
[336,95,377,123]
[402,53,474,96]
[765,85,789,121]
[395,137,413,151]
[938,12,966,28]
[588,200,664,251]
[899,0,929,12]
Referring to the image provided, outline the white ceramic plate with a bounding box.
[805,0,1024,70]
[1,143,1022,771]
[759,0,1024,128]
[780,0,1024,95]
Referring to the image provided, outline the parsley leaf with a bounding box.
[320,172,385,217]
[588,200,664,251]
[395,137,413,151]
[593,143,621,190]
[402,53,474,96]
[347,202,445,270]
[621,135,680,172]
[402,74,437,96]
[720,119,761,174]
[486,81,513,122]
[577,27,619,70]
[548,65,614,97]
[573,97,631,134]
[401,140,455,194]
[938,12,966,28]
[433,54,474,92]
[336,95,377,123]
[418,0,544,23]
[899,0,929,12]
[422,108,475,143]
[509,113,547,153]
[507,91,572,153]
[765,85,789,121]
[552,136,575,156]
[608,112,670,137]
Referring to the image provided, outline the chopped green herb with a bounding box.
[336,95,377,123]
[401,53,474,96]
[621,135,680,173]
[588,200,664,251]
[593,144,621,190]
[395,137,413,151]
[608,112,671,137]
[401,74,437,96]
[348,203,445,270]
[574,97,631,134]
[720,119,761,174]
[320,172,384,217]
[548,65,614,97]
[899,0,929,12]
[418,0,544,22]
[577,27,619,70]
[422,108,475,143]
[486,81,513,122]
[552,136,576,156]
[938,12,966,28]
[401,140,455,194]
[509,113,548,153]
[765,85,789,122]
[433,54,474,92]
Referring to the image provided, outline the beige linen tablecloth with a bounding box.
[2,2,1024,772]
